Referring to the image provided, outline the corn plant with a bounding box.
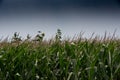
[0,30,120,80]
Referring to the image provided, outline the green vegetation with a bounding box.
[0,29,120,80]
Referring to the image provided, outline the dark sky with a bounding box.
[0,0,3,5]
[0,0,120,15]
[0,0,120,39]
[0,0,120,10]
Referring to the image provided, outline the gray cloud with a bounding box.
[1,0,120,8]
[0,0,3,5]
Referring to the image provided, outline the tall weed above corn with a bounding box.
[0,30,120,80]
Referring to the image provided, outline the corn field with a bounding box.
[0,29,120,80]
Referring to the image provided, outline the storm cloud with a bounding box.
[1,0,120,9]
[0,0,3,5]
[0,0,119,14]
[0,0,120,38]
